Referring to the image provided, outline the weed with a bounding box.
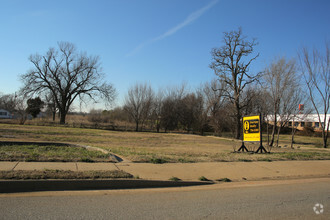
[257,158,272,162]
[169,176,181,181]
[178,158,187,163]
[217,178,232,182]
[238,159,252,162]
[199,176,210,181]
[150,158,167,164]
[80,158,95,163]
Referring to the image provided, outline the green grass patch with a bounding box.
[276,152,330,160]
[0,169,133,180]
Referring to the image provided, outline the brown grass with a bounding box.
[0,123,329,163]
[0,169,133,180]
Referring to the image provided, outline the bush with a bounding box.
[299,126,315,136]
[279,126,292,134]
[198,176,210,181]
[217,178,232,182]
[169,176,181,181]
[150,158,167,164]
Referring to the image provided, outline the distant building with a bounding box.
[0,109,13,119]
[266,114,330,131]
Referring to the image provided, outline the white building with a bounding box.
[0,109,13,119]
[266,114,330,131]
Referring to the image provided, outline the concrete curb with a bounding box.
[0,179,213,193]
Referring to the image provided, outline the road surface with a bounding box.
[0,178,329,219]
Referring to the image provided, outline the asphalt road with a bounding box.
[0,178,329,219]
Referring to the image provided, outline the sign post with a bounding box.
[238,115,267,153]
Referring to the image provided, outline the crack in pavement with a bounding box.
[12,162,19,171]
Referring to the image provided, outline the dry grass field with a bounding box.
[0,123,329,163]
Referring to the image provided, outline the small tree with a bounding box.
[263,57,299,147]
[0,93,28,124]
[26,97,44,118]
[0,93,16,112]
[299,44,330,148]
[44,92,58,121]
[124,83,154,131]
[179,93,204,133]
[202,79,228,135]
[15,96,28,125]
[160,84,187,132]
[152,90,164,133]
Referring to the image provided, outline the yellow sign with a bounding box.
[243,115,261,142]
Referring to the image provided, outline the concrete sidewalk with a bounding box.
[1,160,330,182]
[118,160,330,181]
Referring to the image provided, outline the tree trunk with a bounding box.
[234,99,241,140]
[267,120,269,146]
[276,125,282,147]
[270,114,277,147]
[235,113,241,139]
[135,121,139,132]
[156,121,160,133]
[60,110,66,124]
[322,130,328,148]
[324,138,328,148]
[291,121,296,149]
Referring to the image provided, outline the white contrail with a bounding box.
[126,0,219,57]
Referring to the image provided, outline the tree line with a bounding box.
[0,28,329,148]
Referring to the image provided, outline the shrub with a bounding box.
[299,126,315,136]
[217,178,232,182]
[198,176,210,181]
[150,158,167,164]
[80,158,95,163]
[169,176,181,181]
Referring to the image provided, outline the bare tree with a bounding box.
[160,84,187,132]
[179,93,205,134]
[0,93,28,124]
[161,98,178,132]
[44,92,58,121]
[193,89,211,135]
[0,93,16,112]
[201,79,228,135]
[299,43,330,148]
[263,57,300,147]
[210,27,261,139]
[20,42,116,124]
[124,83,154,132]
[288,94,312,149]
[152,89,164,133]
[15,95,29,125]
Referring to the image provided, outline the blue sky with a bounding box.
[0,0,329,108]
